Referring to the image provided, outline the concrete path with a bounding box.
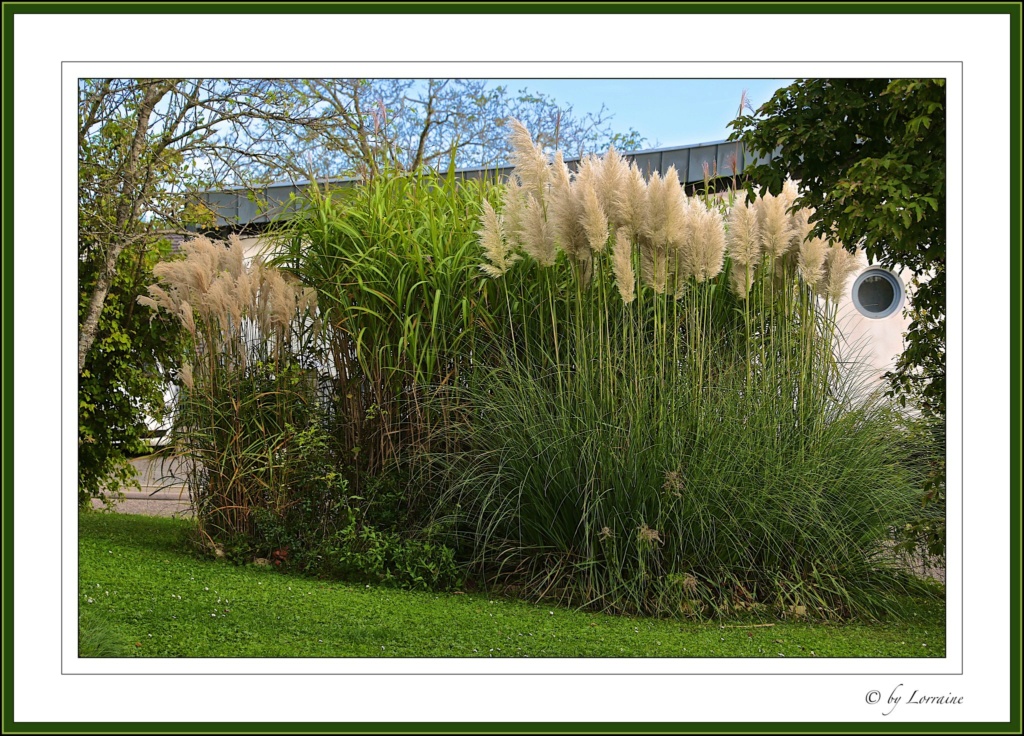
[90,455,193,518]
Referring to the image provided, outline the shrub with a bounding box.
[320,513,463,591]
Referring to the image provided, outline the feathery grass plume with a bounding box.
[819,244,861,302]
[478,199,519,278]
[506,119,551,202]
[623,161,649,238]
[639,236,668,293]
[652,167,692,293]
[797,235,829,290]
[688,201,726,283]
[549,181,587,263]
[644,166,687,250]
[265,264,297,332]
[639,170,676,293]
[725,199,761,298]
[789,206,815,253]
[781,178,800,216]
[201,276,237,336]
[597,144,630,229]
[520,195,557,266]
[548,150,585,261]
[668,195,696,294]
[501,178,527,252]
[135,294,160,314]
[579,157,610,254]
[179,362,194,391]
[138,284,175,315]
[611,227,636,303]
[224,234,246,279]
[757,191,795,258]
[178,300,196,338]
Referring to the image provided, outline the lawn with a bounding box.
[78,512,946,659]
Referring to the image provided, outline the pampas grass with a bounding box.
[478,200,518,278]
[758,191,796,259]
[725,199,761,298]
[611,227,636,304]
[445,122,937,620]
[686,200,726,283]
[821,244,862,302]
[139,234,322,540]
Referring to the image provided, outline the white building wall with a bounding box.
[832,255,913,399]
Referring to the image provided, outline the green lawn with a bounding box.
[78,512,946,658]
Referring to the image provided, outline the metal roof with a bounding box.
[196,139,772,230]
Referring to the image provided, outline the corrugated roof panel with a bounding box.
[196,140,772,228]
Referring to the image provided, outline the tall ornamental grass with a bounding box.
[138,235,325,543]
[270,167,505,491]
[426,121,937,620]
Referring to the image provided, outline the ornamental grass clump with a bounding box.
[139,235,323,542]
[429,120,938,620]
[271,164,504,499]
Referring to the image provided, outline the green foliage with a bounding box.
[729,78,946,421]
[78,512,946,658]
[319,514,463,592]
[271,167,501,479]
[429,312,939,621]
[78,237,181,507]
[78,608,125,657]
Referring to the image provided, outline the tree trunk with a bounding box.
[78,81,170,374]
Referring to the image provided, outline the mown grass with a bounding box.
[79,512,945,658]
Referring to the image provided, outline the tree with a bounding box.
[729,78,946,558]
[78,78,313,503]
[729,78,945,421]
[224,79,646,182]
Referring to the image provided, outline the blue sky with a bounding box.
[484,79,793,149]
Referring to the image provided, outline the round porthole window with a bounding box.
[851,268,904,319]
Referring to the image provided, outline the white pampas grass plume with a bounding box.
[688,202,726,283]
[551,151,572,197]
[668,196,695,293]
[597,144,629,229]
[224,234,245,279]
[644,166,687,249]
[507,119,550,201]
[639,234,668,294]
[580,171,610,253]
[136,294,159,313]
[757,191,795,258]
[623,161,649,237]
[819,244,861,302]
[640,168,688,294]
[520,195,557,266]
[478,199,519,278]
[612,228,636,303]
[789,206,815,252]
[501,178,527,251]
[549,175,587,262]
[797,235,828,290]
[781,178,800,215]
[725,199,761,297]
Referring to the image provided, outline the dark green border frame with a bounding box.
[3,2,1019,734]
